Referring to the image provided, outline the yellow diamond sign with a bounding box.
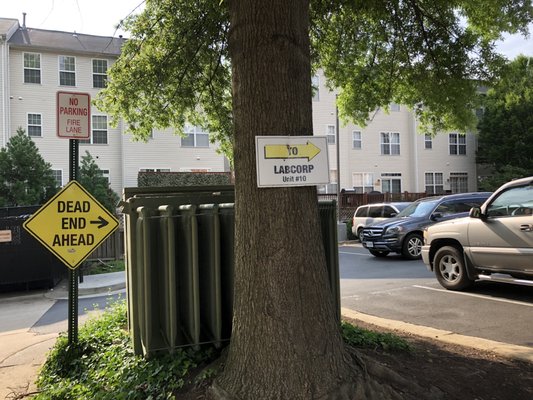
[23,180,119,269]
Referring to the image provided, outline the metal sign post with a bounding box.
[22,91,121,345]
[68,138,79,345]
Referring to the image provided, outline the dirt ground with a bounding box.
[175,318,533,400]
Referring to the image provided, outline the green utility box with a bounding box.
[121,186,339,356]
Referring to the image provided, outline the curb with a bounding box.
[341,308,533,364]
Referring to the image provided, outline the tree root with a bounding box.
[206,345,446,400]
[344,345,445,400]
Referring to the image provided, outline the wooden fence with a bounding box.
[86,228,124,261]
[86,191,429,260]
[318,191,429,221]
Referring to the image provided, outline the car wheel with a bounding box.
[369,249,389,257]
[357,229,364,242]
[402,233,423,260]
[434,246,474,291]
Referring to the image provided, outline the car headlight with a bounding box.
[385,225,403,235]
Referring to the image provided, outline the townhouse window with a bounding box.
[92,115,108,144]
[352,172,374,193]
[181,125,209,147]
[381,173,401,193]
[59,55,76,86]
[311,75,320,101]
[92,59,108,88]
[317,170,337,194]
[450,172,468,193]
[140,168,171,172]
[352,130,362,149]
[23,53,41,84]
[326,125,336,144]
[52,170,63,187]
[449,133,466,155]
[389,103,400,112]
[80,115,108,144]
[425,172,444,195]
[27,113,42,137]
[100,169,110,184]
[380,132,400,155]
[424,134,432,149]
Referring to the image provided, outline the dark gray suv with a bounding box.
[361,192,491,259]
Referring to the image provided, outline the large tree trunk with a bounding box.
[208,1,437,399]
[209,1,358,398]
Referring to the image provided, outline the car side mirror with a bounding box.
[390,212,397,217]
[431,212,443,221]
[469,207,482,219]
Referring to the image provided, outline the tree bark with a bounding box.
[210,1,359,398]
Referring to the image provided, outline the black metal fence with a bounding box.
[0,206,65,291]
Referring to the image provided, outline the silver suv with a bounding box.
[351,202,410,242]
[422,176,533,290]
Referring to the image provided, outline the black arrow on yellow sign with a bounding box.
[264,141,321,161]
[90,216,109,229]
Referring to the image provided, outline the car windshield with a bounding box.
[396,200,439,218]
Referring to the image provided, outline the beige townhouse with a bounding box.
[1,16,478,197]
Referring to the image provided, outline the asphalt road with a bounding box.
[339,243,533,348]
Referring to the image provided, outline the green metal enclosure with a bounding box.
[121,186,339,356]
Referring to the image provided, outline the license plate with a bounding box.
[365,242,374,248]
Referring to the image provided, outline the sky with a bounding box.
[1,0,532,59]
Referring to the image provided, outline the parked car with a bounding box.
[361,192,491,259]
[352,202,411,242]
[422,176,533,290]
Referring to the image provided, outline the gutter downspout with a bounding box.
[413,111,419,192]
[1,35,8,148]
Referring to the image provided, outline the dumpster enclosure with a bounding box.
[121,186,340,357]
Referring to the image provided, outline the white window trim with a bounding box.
[424,134,432,149]
[92,58,108,88]
[449,133,467,155]
[52,169,63,187]
[23,52,41,84]
[81,115,108,145]
[425,172,445,194]
[389,103,400,112]
[26,112,42,137]
[380,131,400,155]
[58,55,76,86]
[326,124,336,145]
[311,75,320,101]
[352,130,362,149]
[181,125,210,148]
[139,168,171,172]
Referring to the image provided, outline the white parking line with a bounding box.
[413,285,533,307]
[339,251,368,256]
